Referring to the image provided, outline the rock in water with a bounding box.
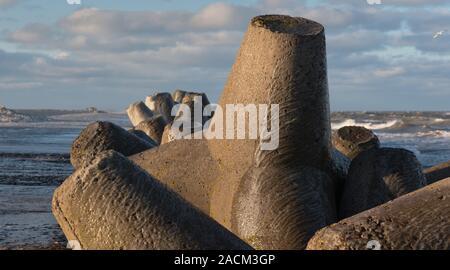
[307,178,450,250]
[339,148,427,219]
[53,151,251,250]
[424,160,450,185]
[70,121,155,169]
[145,93,175,123]
[133,115,167,145]
[332,126,380,159]
[127,101,154,127]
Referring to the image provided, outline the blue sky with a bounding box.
[0,0,449,111]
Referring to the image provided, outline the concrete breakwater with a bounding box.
[51,15,449,250]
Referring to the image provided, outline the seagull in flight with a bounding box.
[433,30,447,39]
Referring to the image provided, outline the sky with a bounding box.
[0,0,449,111]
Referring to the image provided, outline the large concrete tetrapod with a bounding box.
[339,148,426,219]
[130,15,335,249]
[220,15,334,249]
[307,178,450,250]
[53,151,252,250]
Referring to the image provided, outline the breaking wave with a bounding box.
[331,119,399,130]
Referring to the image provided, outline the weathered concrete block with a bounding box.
[329,148,351,206]
[232,163,336,250]
[307,178,450,250]
[131,16,336,250]
[210,15,333,231]
[133,115,167,145]
[130,140,218,214]
[160,123,174,145]
[127,101,154,127]
[340,148,427,219]
[53,151,252,250]
[172,89,187,103]
[332,126,380,160]
[145,93,175,123]
[424,160,450,185]
[70,121,155,169]
[128,129,156,145]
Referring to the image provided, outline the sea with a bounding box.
[0,110,449,249]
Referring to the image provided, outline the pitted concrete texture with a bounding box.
[209,15,332,229]
[307,178,450,250]
[53,151,252,250]
[329,148,351,207]
[232,161,336,249]
[332,126,380,160]
[133,115,167,145]
[127,101,154,127]
[131,15,335,248]
[70,121,155,169]
[340,148,427,219]
[128,129,156,145]
[130,140,218,214]
[424,160,450,185]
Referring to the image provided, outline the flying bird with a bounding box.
[433,30,447,39]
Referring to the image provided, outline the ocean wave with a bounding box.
[417,130,450,138]
[331,119,399,130]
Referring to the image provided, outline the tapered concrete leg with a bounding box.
[71,121,155,169]
[210,15,333,230]
[339,148,427,219]
[232,160,336,249]
[424,160,450,184]
[128,129,156,145]
[307,178,450,250]
[127,101,154,127]
[145,93,175,123]
[53,151,252,250]
[329,148,351,206]
[133,115,167,145]
[332,126,380,160]
[172,89,187,103]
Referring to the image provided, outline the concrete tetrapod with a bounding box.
[133,115,167,145]
[332,126,380,160]
[339,148,427,219]
[52,151,252,250]
[70,121,155,169]
[131,15,335,249]
[144,93,175,124]
[127,101,154,127]
[210,15,334,231]
[424,160,450,185]
[307,178,450,250]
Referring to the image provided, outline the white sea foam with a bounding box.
[331,119,399,130]
[417,130,450,138]
[434,118,446,123]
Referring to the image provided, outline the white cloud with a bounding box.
[1,1,450,110]
[374,66,406,77]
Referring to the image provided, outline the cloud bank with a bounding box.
[0,0,449,110]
